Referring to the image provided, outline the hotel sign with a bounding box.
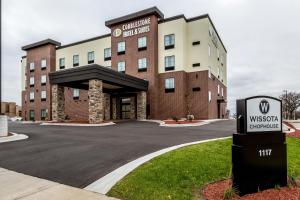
[246,97,281,133]
[113,17,151,38]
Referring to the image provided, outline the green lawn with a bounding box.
[108,137,300,200]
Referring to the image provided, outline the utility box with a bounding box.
[232,96,287,196]
[0,115,8,137]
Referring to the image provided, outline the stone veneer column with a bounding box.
[112,98,117,120]
[88,79,103,124]
[52,84,65,121]
[103,93,111,120]
[137,91,147,120]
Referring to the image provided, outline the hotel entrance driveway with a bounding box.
[0,120,235,188]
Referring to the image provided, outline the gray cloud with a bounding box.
[2,0,300,115]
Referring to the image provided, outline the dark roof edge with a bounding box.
[159,14,227,53]
[105,6,164,28]
[22,39,61,51]
[56,33,111,50]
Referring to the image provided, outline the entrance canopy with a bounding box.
[49,64,148,93]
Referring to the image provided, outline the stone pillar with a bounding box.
[130,97,136,119]
[52,84,65,121]
[137,91,147,120]
[103,93,111,120]
[112,98,117,120]
[88,79,103,124]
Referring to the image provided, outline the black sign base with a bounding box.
[232,132,287,196]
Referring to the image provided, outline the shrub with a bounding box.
[171,116,178,122]
[223,187,237,200]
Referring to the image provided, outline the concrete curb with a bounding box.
[138,119,228,127]
[0,132,28,143]
[40,122,115,127]
[84,136,232,194]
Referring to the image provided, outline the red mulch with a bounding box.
[163,119,202,124]
[202,179,300,200]
[284,121,300,139]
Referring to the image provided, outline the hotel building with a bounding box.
[21,7,227,123]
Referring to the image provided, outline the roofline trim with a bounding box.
[159,14,227,52]
[22,39,61,51]
[56,33,111,50]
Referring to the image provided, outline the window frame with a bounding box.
[29,62,35,72]
[29,77,34,87]
[138,58,147,72]
[164,34,175,50]
[41,75,47,85]
[41,90,46,101]
[29,91,35,102]
[138,37,147,51]
[117,41,126,55]
[73,88,80,100]
[164,55,175,71]
[41,59,47,69]
[117,61,126,73]
[165,77,175,93]
[59,58,65,69]
[104,48,111,61]
[41,109,46,121]
[88,51,95,64]
[73,55,79,67]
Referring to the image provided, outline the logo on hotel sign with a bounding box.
[113,28,122,37]
[259,100,270,114]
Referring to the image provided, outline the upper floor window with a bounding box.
[41,75,47,85]
[29,77,34,86]
[117,61,125,73]
[104,48,111,61]
[30,92,35,101]
[41,59,46,69]
[29,62,35,72]
[73,55,79,67]
[88,51,94,64]
[73,89,79,100]
[164,34,175,49]
[138,37,147,51]
[165,78,175,93]
[59,58,65,69]
[117,42,126,55]
[41,91,46,101]
[165,56,175,71]
[138,58,147,72]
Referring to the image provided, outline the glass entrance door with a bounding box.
[121,98,131,119]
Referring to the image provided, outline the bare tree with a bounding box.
[279,91,300,120]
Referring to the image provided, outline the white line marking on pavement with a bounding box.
[84,136,232,194]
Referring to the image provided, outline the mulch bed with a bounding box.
[284,121,300,139]
[163,119,202,124]
[202,179,300,200]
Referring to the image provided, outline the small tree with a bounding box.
[279,91,300,120]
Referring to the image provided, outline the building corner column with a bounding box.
[88,79,103,124]
[52,84,65,121]
[137,91,147,120]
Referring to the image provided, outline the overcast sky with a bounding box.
[2,0,300,114]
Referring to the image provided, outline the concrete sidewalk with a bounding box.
[0,168,119,200]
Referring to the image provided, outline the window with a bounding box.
[41,59,46,69]
[73,55,79,67]
[138,37,147,51]
[208,45,211,57]
[165,56,175,71]
[104,48,111,61]
[41,109,46,121]
[164,34,175,49]
[117,41,126,55]
[118,61,126,73]
[59,58,65,69]
[221,88,224,97]
[41,75,47,85]
[41,91,46,101]
[208,91,212,102]
[193,63,200,67]
[165,78,175,93]
[30,77,34,86]
[30,92,34,101]
[29,62,35,71]
[88,51,94,64]
[29,110,35,121]
[138,58,147,72]
[217,85,220,95]
[73,89,79,100]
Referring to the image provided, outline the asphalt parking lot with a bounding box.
[0,120,235,188]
